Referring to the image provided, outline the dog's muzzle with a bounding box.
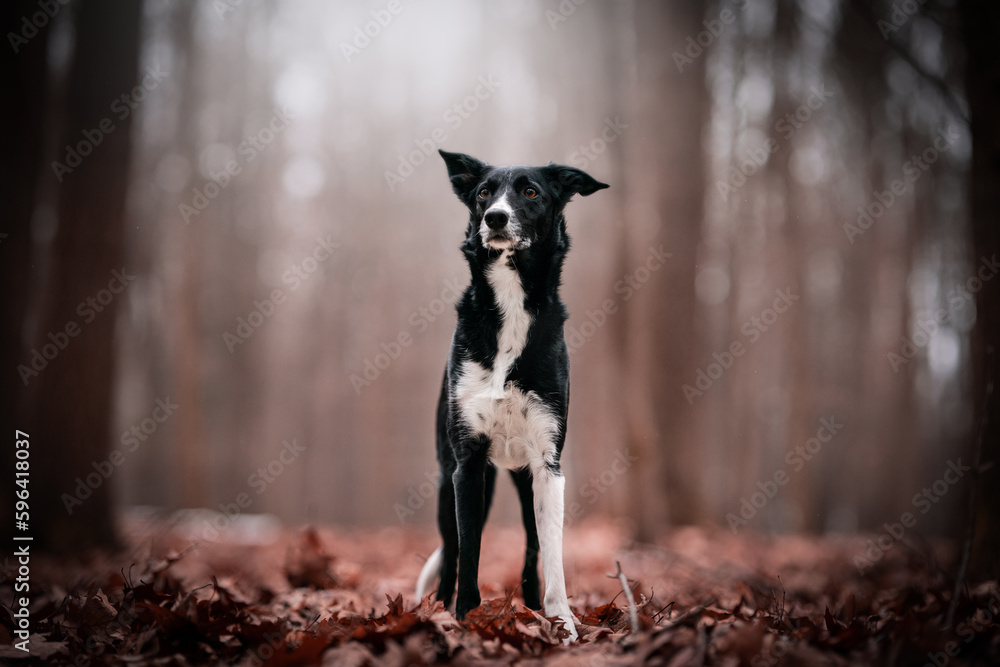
[480,209,527,250]
[485,209,508,230]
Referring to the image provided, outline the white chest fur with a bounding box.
[454,251,559,471]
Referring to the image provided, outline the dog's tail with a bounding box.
[415,545,443,600]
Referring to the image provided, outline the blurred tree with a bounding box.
[166,0,209,509]
[0,0,52,545]
[836,0,927,531]
[959,0,1000,580]
[767,0,816,530]
[622,0,707,537]
[28,0,143,552]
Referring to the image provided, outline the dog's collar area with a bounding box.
[480,225,529,251]
[482,247,520,269]
[485,237,514,250]
[482,235,531,252]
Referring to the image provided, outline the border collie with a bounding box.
[415,149,608,642]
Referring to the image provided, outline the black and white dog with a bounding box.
[415,150,608,641]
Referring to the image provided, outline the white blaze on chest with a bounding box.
[488,250,531,390]
[454,250,559,471]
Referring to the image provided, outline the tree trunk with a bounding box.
[167,0,209,509]
[959,0,1000,581]
[0,0,52,544]
[623,0,707,536]
[28,0,143,552]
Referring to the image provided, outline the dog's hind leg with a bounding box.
[532,466,578,642]
[434,468,459,607]
[482,462,497,526]
[454,436,490,619]
[428,370,458,607]
[416,546,443,601]
[511,467,541,610]
[432,461,493,610]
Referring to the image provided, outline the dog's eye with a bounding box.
[524,187,538,198]
[478,188,489,199]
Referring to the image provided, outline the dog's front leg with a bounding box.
[453,435,489,619]
[532,466,578,642]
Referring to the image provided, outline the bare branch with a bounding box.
[607,560,640,634]
[847,0,970,127]
[946,346,994,627]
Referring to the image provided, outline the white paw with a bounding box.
[550,610,578,643]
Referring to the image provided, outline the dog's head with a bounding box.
[439,150,608,252]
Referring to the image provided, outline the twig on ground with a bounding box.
[946,346,994,628]
[607,560,640,634]
[774,575,786,626]
[652,600,675,624]
[304,613,321,632]
[639,587,656,612]
[660,598,713,630]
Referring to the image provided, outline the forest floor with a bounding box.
[1,514,998,666]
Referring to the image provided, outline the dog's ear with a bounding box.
[439,150,489,201]
[542,163,609,201]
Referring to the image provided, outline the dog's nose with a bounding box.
[484,210,509,230]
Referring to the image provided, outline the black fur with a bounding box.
[432,149,608,620]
